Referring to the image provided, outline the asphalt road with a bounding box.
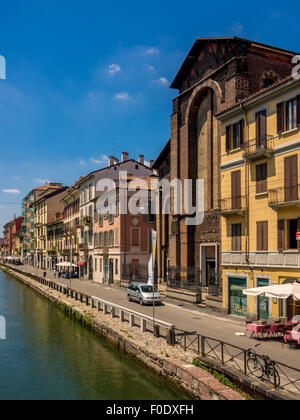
[5,263,300,371]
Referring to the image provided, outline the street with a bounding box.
[4,263,300,371]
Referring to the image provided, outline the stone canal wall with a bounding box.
[0,264,245,401]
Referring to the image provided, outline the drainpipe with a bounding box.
[240,103,250,265]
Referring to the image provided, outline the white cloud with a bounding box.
[108,64,122,75]
[154,77,169,86]
[2,189,21,194]
[90,154,109,165]
[231,22,244,35]
[145,47,160,56]
[146,65,155,71]
[79,159,86,166]
[34,178,50,184]
[114,92,130,100]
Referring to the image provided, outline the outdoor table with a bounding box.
[270,322,293,336]
[246,323,272,339]
[291,331,300,344]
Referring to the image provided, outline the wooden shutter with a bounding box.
[278,219,285,251]
[232,224,241,251]
[277,102,284,134]
[257,221,268,251]
[226,125,231,152]
[240,119,245,148]
[231,170,241,210]
[263,221,268,251]
[256,110,267,146]
[297,95,300,128]
[285,155,298,202]
[256,163,267,194]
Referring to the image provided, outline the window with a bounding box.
[263,78,274,89]
[231,170,241,210]
[115,229,119,246]
[286,99,297,131]
[256,110,267,146]
[95,258,97,272]
[256,163,267,194]
[131,228,140,247]
[232,224,242,251]
[288,219,299,250]
[109,230,114,247]
[278,96,300,134]
[257,221,268,251]
[226,120,244,152]
[115,259,119,275]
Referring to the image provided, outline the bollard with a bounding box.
[141,318,146,333]
[154,325,160,338]
[104,304,108,314]
[111,307,115,318]
[98,302,101,312]
[167,328,176,346]
[130,314,135,327]
[120,310,125,322]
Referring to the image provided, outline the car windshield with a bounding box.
[140,286,157,293]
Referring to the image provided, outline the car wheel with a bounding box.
[139,298,144,306]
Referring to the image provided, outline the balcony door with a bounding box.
[231,170,241,210]
[256,110,267,148]
[285,155,298,202]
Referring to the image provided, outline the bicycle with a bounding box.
[247,344,280,388]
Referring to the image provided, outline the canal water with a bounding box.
[0,271,186,400]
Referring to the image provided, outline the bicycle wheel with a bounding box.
[247,357,264,379]
[266,365,281,388]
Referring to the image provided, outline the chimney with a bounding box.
[138,155,144,165]
[113,157,119,165]
[121,152,129,162]
[109,156,115,166]
[150,160,155,168]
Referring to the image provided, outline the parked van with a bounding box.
[127,283,162,305]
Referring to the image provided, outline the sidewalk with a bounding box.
[3,262,300,370]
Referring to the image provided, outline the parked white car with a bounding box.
[127,283,162,305]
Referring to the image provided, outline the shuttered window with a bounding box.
[226,120,244,152]
[286,99,297,131]
[284,155,298,202]
[257,221,268,251]
[231,170,241,210]
[256,110,267,146]
[277,102,284,135]
[278,219,285,251]
[232,224,242,251]
[256,163,267,194]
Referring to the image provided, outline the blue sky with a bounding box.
[0,0,300,231]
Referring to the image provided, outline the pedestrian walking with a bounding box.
[53,269,57,278]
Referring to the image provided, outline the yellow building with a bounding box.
[218,76,300,321]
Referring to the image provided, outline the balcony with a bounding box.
[268,185,300,209]
[82,216,93,226]
[243,136,274,162]
[79,242,89,251]
[220,196,246,217]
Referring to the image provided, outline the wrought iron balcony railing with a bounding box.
[268,185,300,208]
[220,196,246,216]
[243,135,274,161]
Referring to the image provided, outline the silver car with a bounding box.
[127,283,162,305]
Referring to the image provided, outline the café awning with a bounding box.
[56,262,77,268]
[243,283,300,301]
[77,261,86,266]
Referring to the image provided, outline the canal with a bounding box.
[0,271,187,400]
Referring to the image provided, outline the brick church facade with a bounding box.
[154,37,296,302]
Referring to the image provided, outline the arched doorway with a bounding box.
[187,85,219,283]
[88,256,93,281]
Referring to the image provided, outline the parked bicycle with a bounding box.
[247,344,280,388]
